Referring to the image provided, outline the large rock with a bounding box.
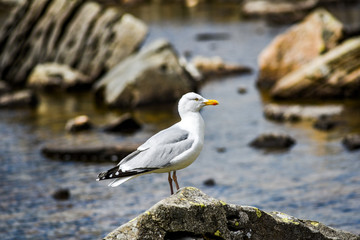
[249,133,296,150]
[0,0,147,86]
[242,0,318,23]
[27,63,91,91]
[271,37,360,99]
[104,187,359,240]
[257,9,343,89]
[94,39,195,108]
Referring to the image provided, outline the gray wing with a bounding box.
[118,124,194,170]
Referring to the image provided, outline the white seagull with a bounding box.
[96,92,219,194]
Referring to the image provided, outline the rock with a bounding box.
[249,133,295,149]
[94,39,195,108]
[242,0,318,24]
[263,104,343,122]
[0,0,147,86]
[313,115,340,131]
[52,188,70,201]
[27,63,91,91]
[0,90,38,108]
[203,178,216,186]
[195,32,230,41]
[0,80,10,96]
[216,147,226,153]
[42,142,140,162]
[271,37,360,99]
[103,113,141,133]
[65,115,93,133]
[191,55,252,77]
[237,87,247,94]
[257,9,343,89]
[342,134,360,151]
[0,0,24,9]
[104,187,358,240]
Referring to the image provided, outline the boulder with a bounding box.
[52,188,70,201]
[0,90,38,108]
[271,37,360,99]
[27,63,91,91]
[94,39,195,108]
[0,0,147,86]
[65,115,93,133]
[263,103,343,122]
[104,187,359,240]
[249,133,295,149]
[242,0,318,23]
[103,113,142,133]
[342,134,360,151]
[257,9,343,89]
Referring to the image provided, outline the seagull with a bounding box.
[96,92,219,194]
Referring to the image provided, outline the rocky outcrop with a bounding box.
[27,63,91,91]
[0,90,38,108]
[242,0,318,23]
[0,0,147,86]
[94,39,195,108]
[257,9,343,89]
[249,133,295,150]
[271,37,360,99]
[104,187,359,240]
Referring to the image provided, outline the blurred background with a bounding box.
[0,0,360,239]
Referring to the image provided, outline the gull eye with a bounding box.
[194,98,199,101]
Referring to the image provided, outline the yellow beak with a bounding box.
[204,99,219,106]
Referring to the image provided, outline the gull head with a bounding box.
[178,92,218,116]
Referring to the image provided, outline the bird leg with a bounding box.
[173,171,180,190]
[168,172,174,195]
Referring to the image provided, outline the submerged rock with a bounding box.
[104,187,358,240]
[27,63,91,91]
[342,134,360,151]
[249,133,295,149]
[65,115,93,133]
[94,39,195,108]
[103,113,142,133]
[52,188,70,201]
[271,37,360,99]
[0,0,147,86]
[0,90,38,108]
[257,9,343,89]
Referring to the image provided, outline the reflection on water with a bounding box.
[1,2,360,239]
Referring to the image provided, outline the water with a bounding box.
[1,2,360,239]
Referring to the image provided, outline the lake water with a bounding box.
[0,2,360,239]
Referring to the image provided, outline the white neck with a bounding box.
[178,111,205,141]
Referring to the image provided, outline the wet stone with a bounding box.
[103,113,141,134]
[342,134,360,151]
[313,115,340,131]
[52,188,70,201]
[249,133,296,149]
[203,178,216,187]
[0,90,38,108]
[65,115,93,133]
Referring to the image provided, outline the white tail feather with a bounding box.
[108,176,134,187]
